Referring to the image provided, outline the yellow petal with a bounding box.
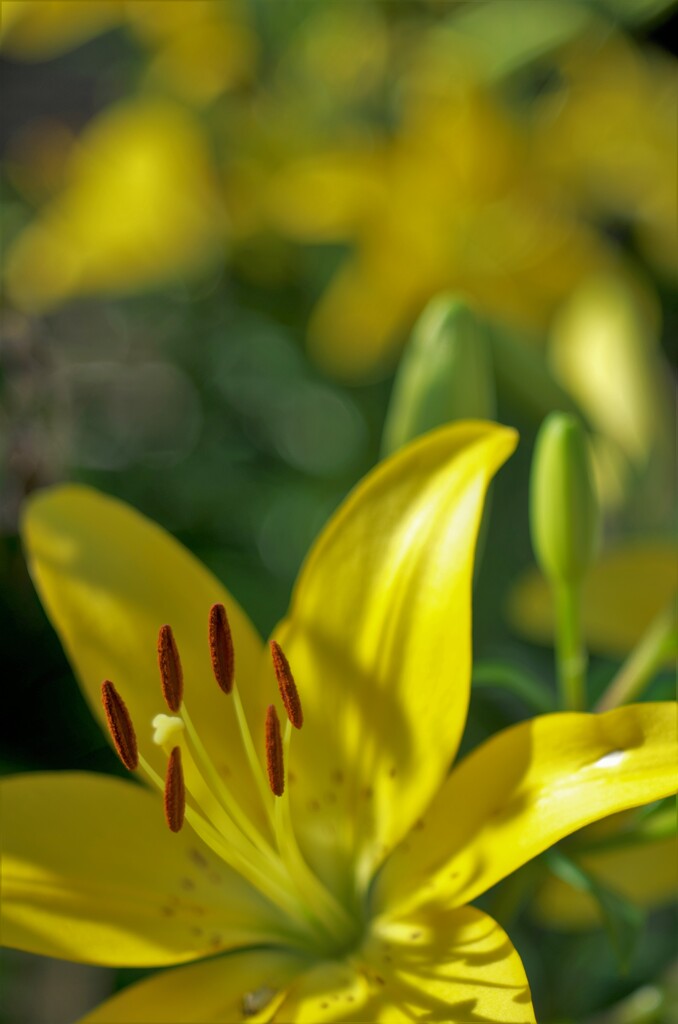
[507,541,678,656]
[272,905,534,1023]
[549,272,667,466]
[5,99,225,312]
[267,151,385,242]
[533,834,678,929]
[1,773,289,967]
[307,251,430,380]
[21,484,270,830]
[365,905,535,1024]
[80,948,307,1023]
[276,422,517,897]
[376,703,678,913]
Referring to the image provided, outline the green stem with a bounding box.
[595,598,677,713]
[554,580,587,710]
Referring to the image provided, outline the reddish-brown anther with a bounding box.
[270,640,303,729]
[208,603,235,695]
[164,746,185,833]
[158,624,183,712]
[101,680,138,770]
[265,705,284,797]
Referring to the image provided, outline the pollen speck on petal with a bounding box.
[270,640,303,729]
[164,746,185,832]
[209,603,235,694]
[265,705,284,797]
[101,680,138,770]
[158,624,183,712]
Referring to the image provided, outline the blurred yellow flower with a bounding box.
[6,423,677,1020]
[0,0,122,58]
[252,24,676,380]
[266,72,607,379]
[126,0,257,105]
[534,31,678,277]
[548,272,674,512]
[508,541,678,657]
[0,0,257,105]
[4,99,226,311]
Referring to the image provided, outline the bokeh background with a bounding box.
[1,2,676,1022]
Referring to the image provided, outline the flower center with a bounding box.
[101,604,363,958]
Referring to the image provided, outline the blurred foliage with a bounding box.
[0,1,676,1022]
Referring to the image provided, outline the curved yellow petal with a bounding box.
[362,906,535,1024]
[271,960,372,1023]
[5,99,225,312]
[80,948,308,1023]
[1,773,290,967]
[21,484,270,831]
[269,905,534,1023]
[533,834,678,929]
[376,703,678,913]
[507,541,678,656]
[276,422,517,898]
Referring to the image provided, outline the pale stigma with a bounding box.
[152,713,185,747]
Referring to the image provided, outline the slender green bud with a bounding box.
[381,294,496,456]
[530,413,600,585]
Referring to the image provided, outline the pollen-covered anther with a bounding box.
[265,705,285,797]
[158,624,183,712]
[101,680,138,770]
[270,640,303,729]
[208,603,235,695]
[164,746,185,833]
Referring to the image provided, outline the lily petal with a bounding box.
[79,949,308,1023]
[272,906,534,1023]
[21,484,270,829]
[533,834,678,929]
[276,422,517,896]
[1,772,291,966]
[376,703,678,912]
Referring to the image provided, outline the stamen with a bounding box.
[158,624,183,712]
[101,680,138,770]
[265,705,284,797]
[208,603,235,695]
[270,640,303,729]
[164,746,185,833]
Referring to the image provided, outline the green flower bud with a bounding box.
[530,412,600,585]
[381,294,496,457]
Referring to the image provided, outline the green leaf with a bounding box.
[442,1,594,81]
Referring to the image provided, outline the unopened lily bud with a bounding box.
[530,413,600,585]
[381,295,495,456]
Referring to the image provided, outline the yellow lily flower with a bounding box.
[5,423,678,1021]
[4,97,226,313]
